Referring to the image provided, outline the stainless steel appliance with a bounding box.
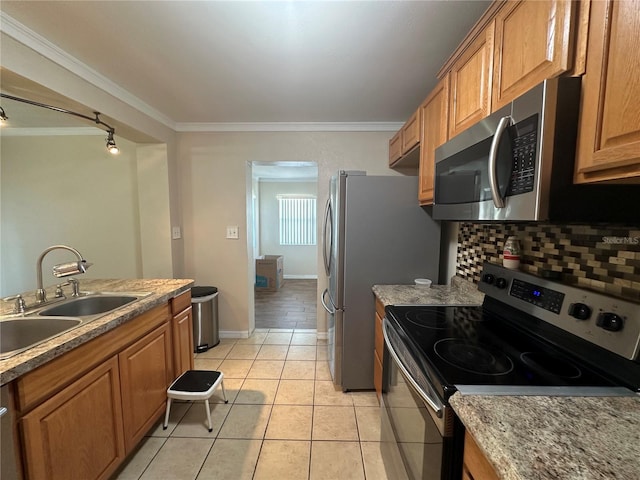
[432,77,640,223]
[382,263,640,480]
[321,171,441,391]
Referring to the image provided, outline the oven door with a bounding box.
[381,318,459,480]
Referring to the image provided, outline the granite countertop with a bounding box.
[0,278,194,385]
[373,275,484,306]
[450,393,640,480]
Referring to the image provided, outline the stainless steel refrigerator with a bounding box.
[321,171,441,391]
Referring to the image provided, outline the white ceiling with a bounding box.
[0,0,491,129]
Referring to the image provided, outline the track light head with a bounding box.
[106,130,119,154]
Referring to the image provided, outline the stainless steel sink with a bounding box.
[0,317,83,359]
[38,294,140,317]
[0,291,151,359]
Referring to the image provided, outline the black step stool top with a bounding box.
[169,370,222,393]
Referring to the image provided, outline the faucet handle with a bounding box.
[54,284,67,299]
[3,294,27,314]
[68,278,80,297]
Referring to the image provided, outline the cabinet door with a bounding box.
[419,76,450,205]
[463,431,500,480]
[21,357,125,480]
[401,109,421,153]
[389,130,402,166]
[492,0,574,110]
[119,322,172,452]
[173,306,195,376]
[374,350,383,403]
[574,0,640,183]
[448,23,494,138]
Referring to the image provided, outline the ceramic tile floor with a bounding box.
[112,328,393,480]
[254,280,317,329]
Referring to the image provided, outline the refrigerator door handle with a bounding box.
[322,198,333,276]
[321,288,334,314]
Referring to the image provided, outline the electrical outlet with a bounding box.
[226,226,239,239]
[171,226,182,239]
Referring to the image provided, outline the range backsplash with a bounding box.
[456,223,640,302]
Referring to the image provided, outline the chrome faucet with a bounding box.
[36,245,91,303]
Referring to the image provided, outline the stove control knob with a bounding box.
[482,273,495,285]
[495,277,508,289]
[596,312,624,332]
[569,303,592,320]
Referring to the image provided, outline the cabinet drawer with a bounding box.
[375,298,385,320]
[171,289,192,315]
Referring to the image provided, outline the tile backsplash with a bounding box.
[456,223,640,302]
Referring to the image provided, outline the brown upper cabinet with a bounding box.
[419,76,450,205]
[447,22,495,139]
[389,130,402,165]
[491,0,575,111]
[389,108,422,167]
[574,0,640,183]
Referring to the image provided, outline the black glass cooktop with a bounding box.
[385,304,616,399]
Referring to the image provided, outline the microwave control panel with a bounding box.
[508,114,538,196]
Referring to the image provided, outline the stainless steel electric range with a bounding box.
[381,262,640,480]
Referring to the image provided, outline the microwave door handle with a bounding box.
[488,116,512,208]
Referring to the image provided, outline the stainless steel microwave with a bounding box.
[432,77,640,223]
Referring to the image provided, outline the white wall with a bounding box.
[178,130,403,336]
[1,135,141,295]
[258,181,317,278]
[0,32,182,276]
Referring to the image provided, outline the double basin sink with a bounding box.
[1,292,151,359]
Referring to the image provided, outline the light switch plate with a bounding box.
[171,226,182,239]
[226,225,239,239]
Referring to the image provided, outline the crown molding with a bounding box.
[1,13,404,135]
[0,12,176,130]
[175,122,403,132]
[0,127,105,136]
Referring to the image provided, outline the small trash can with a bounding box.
[191,286,219,353]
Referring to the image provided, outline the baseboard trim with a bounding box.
[219,330,250,339]
[283,274,318,280]
[316,331,328,340]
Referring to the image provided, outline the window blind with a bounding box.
[278,196,317,246]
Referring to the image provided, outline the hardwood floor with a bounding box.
[255,279,317,329]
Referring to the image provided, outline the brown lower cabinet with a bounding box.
[463,431,499,480]
[171,290,195,377]
[373,298,385,402]
[119,322,173,453]
[14,293,193,480]
[21,356,126,480]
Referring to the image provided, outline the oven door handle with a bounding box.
[383,318,444,417]
[488,115,512,209]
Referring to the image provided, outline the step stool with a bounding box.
[163,370,228,432]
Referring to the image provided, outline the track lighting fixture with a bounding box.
[106,129,119,154]
[0,94,121,154]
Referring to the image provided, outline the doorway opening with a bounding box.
[250,161,319,330]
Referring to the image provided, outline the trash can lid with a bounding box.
[191,286,218,297]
